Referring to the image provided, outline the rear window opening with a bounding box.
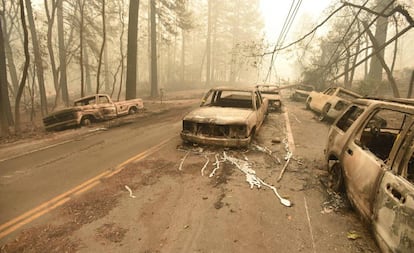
[203,90,254,109]
[358,109,409,161]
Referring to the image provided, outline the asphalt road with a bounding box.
[0,100,380,252]
[0,108,187,225]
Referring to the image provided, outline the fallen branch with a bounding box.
[252,143,281,164]
[124,185,136,198]
[222,152,292,207]
[277,152,292,182]
[178,151,190,171]
[209,154,221,177]
[201,155,209,176]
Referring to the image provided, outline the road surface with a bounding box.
[0,99,379,252]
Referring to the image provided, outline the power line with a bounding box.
[264,0,302,82]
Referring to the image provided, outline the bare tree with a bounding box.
[78,0,85,96]
[125,0,140,100]
[44,0,59,101]
[363,21,400,97]
[57,0,69,105]
[0,18,12,136]
[25,0,48,116]
[367,0,393,82]
[96,0,106,94]
[1,0,20,98]
[205,0,212,86]
[150,0,158,97]
[15,0,30,134]
[113,0,126,101]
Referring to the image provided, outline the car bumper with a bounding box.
[180,132,251,148]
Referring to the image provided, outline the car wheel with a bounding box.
[128,107,138,115]
[319,104,331,121]
[81,117,91,127]
[328,162,345,193]
[249,127,256,144]
[306,98,311,110]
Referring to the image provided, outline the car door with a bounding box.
[97,95,117,119]
[373,119,414,253]
[312,88,335,112]
[341,108,407,221]
[254,91,265,128]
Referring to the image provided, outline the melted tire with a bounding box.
[328,162,345,193]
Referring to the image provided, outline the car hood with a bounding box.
[183,106,253,125]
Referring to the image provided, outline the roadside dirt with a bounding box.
[0,98,380,253]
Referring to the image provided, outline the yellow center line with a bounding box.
[0,136,175,239]
[0,170,112,232]
[0,197,71,239]
[105,137,174,178]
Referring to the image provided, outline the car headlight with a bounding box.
[229,125,247,138]
[182,120,196,133]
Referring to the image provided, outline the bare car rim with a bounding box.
[319,104,331,121]
[128,107,137,115]
[328,162,345,192]
[81,117,91,126]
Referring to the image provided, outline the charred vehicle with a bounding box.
[325,97,414,253]
[290,84,315,101]
[306,87,361,121]
[43,94,144,131]
[255,84,282,111]
[181,87,268,147]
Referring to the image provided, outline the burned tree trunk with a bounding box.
[125,0,139,100]
[25,0,48,116]
[0,18,12,136]
[150,0,158,97]
[364,21,400,97]
[367,0,392,82]
[15,0,31,134]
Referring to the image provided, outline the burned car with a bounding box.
[290,84,315,101]
[325,97,414,253]
[181,87,268,147]
[255,84,282,111]
[43,94,144,131]
[306,87,361,121]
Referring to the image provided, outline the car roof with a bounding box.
[255,84,278,87]
[74,94,108,102]
[354,97,414,108]
[212,86,257,92]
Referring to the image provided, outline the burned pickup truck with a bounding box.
[43,94,144,131]
[181,87,268,147]
[325,97,414,252]
[255,84,282,111]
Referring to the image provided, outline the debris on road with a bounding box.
[322,190,347,212]
[88,127,108,132]
[209,154,223,178]
[201,155,210,176]
[277,138,293,182]
[223,152,292,207]
[178,151,190,171]
[251,143,281,164]
[252,143,272,155]
[277,152,292,182]
[347,230,362,240]
[124,185,136,198]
